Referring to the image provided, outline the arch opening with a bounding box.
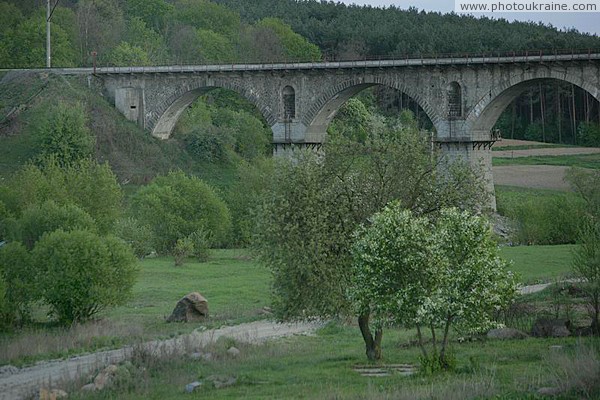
[305,82,438,141]
[168,88,273,162]
[151,84,275,140]
[470,76,600,145]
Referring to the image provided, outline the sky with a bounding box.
[337,0,600,36]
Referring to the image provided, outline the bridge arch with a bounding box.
[150,80,276,139]
[467,68,600,135]
[303,77,443,136]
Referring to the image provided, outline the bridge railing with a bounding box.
[8,48,599,75]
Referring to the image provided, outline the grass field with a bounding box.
[0,245,576,367]
[493,153,600,169]
[500,244,576,283]
[0,250,271,366]
[3,248,599,399]
[64,323,599,400]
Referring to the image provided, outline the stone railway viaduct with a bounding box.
[44,52,600,208]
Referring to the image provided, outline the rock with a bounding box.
[259,306,273,316]
[167,292,209,323]
[487,327,528,340]
[185,381,203,393]
[227,346,240,357]
[0,365,19,376]
[537,387,562,396]
[549,345,563,351]
[206,375,237,389]
[93,364,119,390]
[201,352,214,361]
[531,319,571,338]
[189,352,203,360]
[39,388,68,399]
[80,383,96,392]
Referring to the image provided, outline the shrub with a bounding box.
[0,242,35,324]
[173,236,194,266]
[496,188,585,245]
[113,217,156,259]
[32,230,137,324]
[35,101,95,166]
[0,274,8,330]
[7,158,123,234]
[577,122,600,147]
[12,200,97,249]
[188,229,211,262]
[184,126,234,163]
[131,171,231,253]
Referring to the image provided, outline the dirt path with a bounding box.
[0,320,322,400]
[494,147,600,158]
[493,165,573,191]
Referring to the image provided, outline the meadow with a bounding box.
[3,244,598,400]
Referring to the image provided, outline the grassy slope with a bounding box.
[0,72,240,190]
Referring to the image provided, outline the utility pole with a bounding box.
[46,0,51,67]
[46,0,60,68]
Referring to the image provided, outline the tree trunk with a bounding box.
[511,101,516,139]
[539,83,546,142]
[416,325,428,359]
[439,316,453,369]
[358,313,383,361]
[571,84,577,144]
[556,83,562,144]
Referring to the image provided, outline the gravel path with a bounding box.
[0,320,322,400]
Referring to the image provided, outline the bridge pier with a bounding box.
[271,121,327,156]
[435,119,498,210]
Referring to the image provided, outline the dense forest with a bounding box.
[1,0,599,144]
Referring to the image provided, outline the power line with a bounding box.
[47,0,60,22]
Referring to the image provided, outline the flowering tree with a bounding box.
[351,204,517,365]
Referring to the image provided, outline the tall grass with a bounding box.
[496,186,586,245]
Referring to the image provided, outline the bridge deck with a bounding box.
[3,52,600,76]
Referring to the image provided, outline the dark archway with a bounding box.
[467,70,600,138]
[304,79,441,137]
[151,82,276,139]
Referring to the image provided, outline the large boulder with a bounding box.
[166,292,209,323]
[531,318,571,338]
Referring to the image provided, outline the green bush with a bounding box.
[35,101,95,166]
[131,171,231,253]
[173,236,194,267]
[497,188,586,245]
[0,242,35,324]
[12,200,97,249]
[184,126,234,163]
[32,230,137,324]
[0,273,8,330]
[577,122,600,147]
[6,158,123,234]
[113,217,156,259]
[188,229,211,262]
